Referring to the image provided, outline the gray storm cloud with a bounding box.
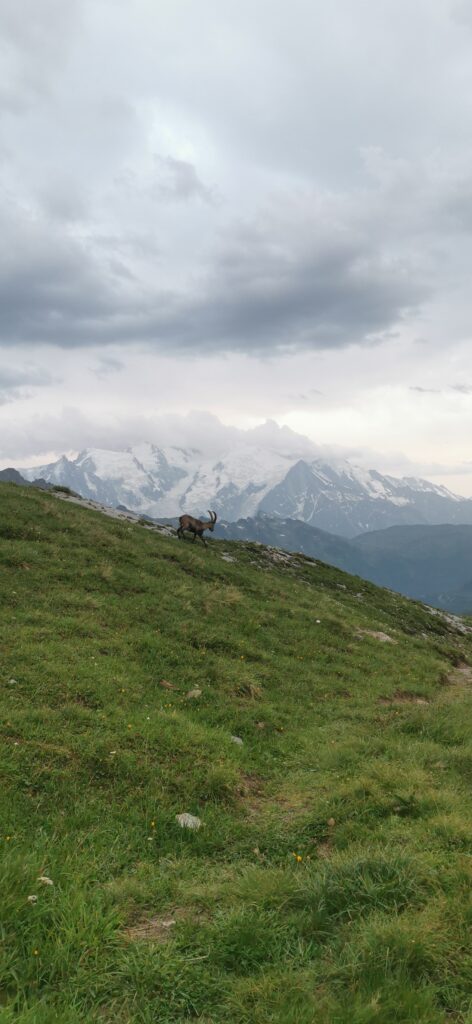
[3,0,472,490]
[1,0,468,356]
[0,184,427,352]
[0,363,56,405]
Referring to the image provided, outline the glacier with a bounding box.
[20,430,472,537]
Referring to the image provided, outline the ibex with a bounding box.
[177,510,217,547]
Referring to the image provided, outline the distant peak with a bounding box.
[247,419,317,453]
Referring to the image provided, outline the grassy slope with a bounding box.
[1,484,472,1024]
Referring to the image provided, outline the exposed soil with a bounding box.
[378,691,430,705]
[123,907,202,943]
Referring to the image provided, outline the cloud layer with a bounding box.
[2,0,472,355]
[3,0,472,491]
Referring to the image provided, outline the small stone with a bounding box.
[231,735,243,745]
[357,629,396,644]
[185,689,202,699]
[176,813,202,831]
[7,679,17,686]
[27,895,38,904]
[37,876,54,886]
[327,817,336,828]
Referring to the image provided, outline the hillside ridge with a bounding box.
[18,438,472,535]
[2,481,472,1023]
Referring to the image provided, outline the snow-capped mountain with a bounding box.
[256,459,472,534]
[20,428,472,537]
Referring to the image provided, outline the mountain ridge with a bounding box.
[2,480,472,1021]
[216,514,472,613]
[19,437,472,537]
[6,461,472,614]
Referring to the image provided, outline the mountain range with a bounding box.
[3,462,472,612]
[216,516,472,613]
[18,424,472,538]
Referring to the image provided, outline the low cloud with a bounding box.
[0,0,82,111]
[410,385,441,393]
[0,188,427,354]
[154,156,216,204]
[284,388,324,406]
[4,409,320,466]
[92,356,124,379]
[0,363,56,404]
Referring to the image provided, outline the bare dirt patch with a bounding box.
[316,841,333,859]
[439,663,472,703]
[273,791,316,821]
[450,663,472,684]
[378,691,429,706]
[240,775,320,824]
[238,773,266,815]
[124,907,202,943]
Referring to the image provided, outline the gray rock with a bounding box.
[176,813,202,830]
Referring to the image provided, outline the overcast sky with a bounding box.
[2,0,472,491]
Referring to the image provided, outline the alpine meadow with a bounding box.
[2,481,472,1024]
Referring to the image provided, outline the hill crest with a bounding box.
[2,481,472,1021]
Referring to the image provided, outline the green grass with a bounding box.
[1,482,472,1022]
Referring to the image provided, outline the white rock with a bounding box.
[27,895,38,904]
[357,629,396,644]
[176,813,202,830]
[231,735,244,746]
